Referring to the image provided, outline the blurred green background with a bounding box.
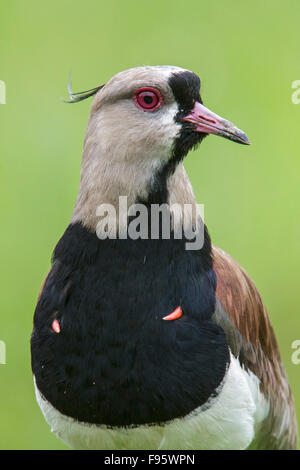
[0,0,299,450]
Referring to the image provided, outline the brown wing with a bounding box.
[212,246,298,449]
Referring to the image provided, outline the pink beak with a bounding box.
[183,101,250,145]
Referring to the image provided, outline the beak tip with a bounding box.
[242,135,250,145]
[233,129,250,146]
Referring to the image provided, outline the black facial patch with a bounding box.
[168,71,202,113]
[31,222,229,428]
[144,71,207,204]
[169,71,208,163]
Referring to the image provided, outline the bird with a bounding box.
[31,65,298,450]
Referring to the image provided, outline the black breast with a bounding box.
[31,222,229,427]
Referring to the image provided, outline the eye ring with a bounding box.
[133,87,163,112]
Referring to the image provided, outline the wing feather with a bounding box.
[212,246,297,449]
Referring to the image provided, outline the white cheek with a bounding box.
[147,101,181,160]
[104,101,181,165]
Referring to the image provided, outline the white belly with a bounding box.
[34,353,269,450]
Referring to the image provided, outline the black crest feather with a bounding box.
[61,73,104,103]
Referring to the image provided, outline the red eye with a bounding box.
[133,87,163,111]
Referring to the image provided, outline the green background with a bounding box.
[0,0,299,449]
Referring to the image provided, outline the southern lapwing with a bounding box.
[31,66,297,450]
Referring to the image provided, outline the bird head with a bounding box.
[78,65,248,163]
[69,66,249,228]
